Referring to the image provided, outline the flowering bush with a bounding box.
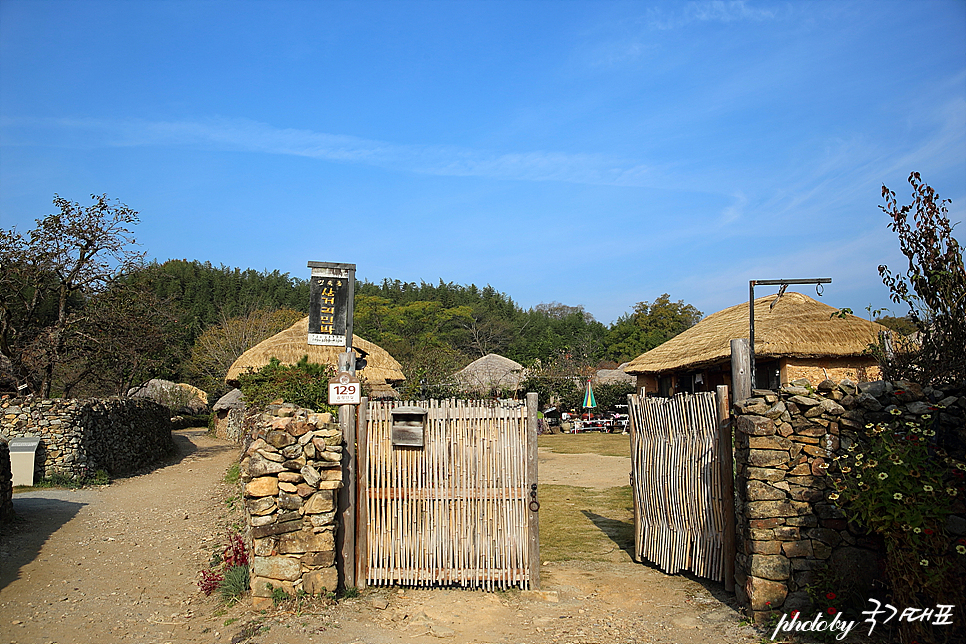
[828,411,965,634]
[198,530,250,601]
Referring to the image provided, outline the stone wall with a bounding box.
[213,389,246,442]
[0,395,176,480]
[0,438,12,525]
[733,378,965,621]
[240,404,343,608]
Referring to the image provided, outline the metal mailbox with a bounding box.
[391,406,427,448]
[9,436,41,487]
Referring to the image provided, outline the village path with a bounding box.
[1,428,760,644]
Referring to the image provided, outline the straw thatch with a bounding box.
[226,317,405,388]
[456,354,525,393]
[624,292,892,375]
[595,366,635,385]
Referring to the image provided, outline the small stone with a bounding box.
[245,476,279,498]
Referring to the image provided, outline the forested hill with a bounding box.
[130,259,311,342]
[135,260,702,373]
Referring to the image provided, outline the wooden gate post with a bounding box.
[355,397,368,589]
[526,392,540,590]
[338,401,356,590]
[730,339,752,402]
[716,385,736,593]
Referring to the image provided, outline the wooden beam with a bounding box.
[716,385,736,593]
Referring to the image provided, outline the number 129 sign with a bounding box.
[329,372,361,405]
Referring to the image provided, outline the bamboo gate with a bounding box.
[627,387,735,588]
[347,394,540,590]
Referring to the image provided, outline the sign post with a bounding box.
[308,261,358,591]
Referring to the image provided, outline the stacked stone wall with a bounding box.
[240,405,343,607]
[733,378,966,622]
[0,438,12,525]
[0,395,175,480]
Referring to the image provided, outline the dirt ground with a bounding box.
[1,429,761,644]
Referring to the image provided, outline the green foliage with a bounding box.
[28,469,110,489]
[878,173,965,385]
[218,564,250,602]
[269,584,292,606]
[592,381,636,414]
[604,294,702,363]
[873,314,917,336]
[237,356,337,413]
[803,565,863,642]
[341,586,360,599]
[828,412,966,626]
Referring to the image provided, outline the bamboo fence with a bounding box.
[628,392,726,582]
[363,398,534,590]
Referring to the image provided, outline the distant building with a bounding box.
[623,292,890,396]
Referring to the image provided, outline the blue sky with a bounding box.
[1,0,964,325]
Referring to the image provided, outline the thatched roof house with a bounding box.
[456,354,525,394]
[226,317,405,396]
[623,292,890,396]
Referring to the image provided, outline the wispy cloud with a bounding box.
[647,1,780,30]
[2,115,659,188]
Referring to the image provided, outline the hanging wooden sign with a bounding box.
[307,261,355,347]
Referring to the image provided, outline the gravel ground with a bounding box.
[1,427,763,644]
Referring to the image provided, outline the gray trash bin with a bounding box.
[9,437,41,486]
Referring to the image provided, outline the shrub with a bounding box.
[877,172,965,385]
[218,565,249,601]
[828,412,966,642]
[237,356,337,413]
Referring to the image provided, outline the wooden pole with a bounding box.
[716,385,736,593]
[337,351,356,591]
[525,392,540,590]
[355,397,369,589]
[730,339,752,402]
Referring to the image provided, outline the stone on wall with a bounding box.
[240,404,341,603]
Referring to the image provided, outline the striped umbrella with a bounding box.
[582,378,597,409]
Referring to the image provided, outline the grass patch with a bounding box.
[538,484,634,562]
[538,433,630,458]
[14,469,111,491]
[223,462,241,485]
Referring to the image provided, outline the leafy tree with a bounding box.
[877,173,965,385]
[873,315,917,336]
[188,307,305,393]
[57,283,183,397]
[0,194,145,395]
[593,381,636,414]
[604,294,703,363]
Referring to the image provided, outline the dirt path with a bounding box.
[1,429,759,644]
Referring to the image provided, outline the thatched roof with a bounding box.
[226,317,405,385]
[624,292,891,375]
[456,354,525,392]
[595,367,635,385]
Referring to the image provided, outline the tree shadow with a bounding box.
[581,509,636,559]
[0,496,88,591]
